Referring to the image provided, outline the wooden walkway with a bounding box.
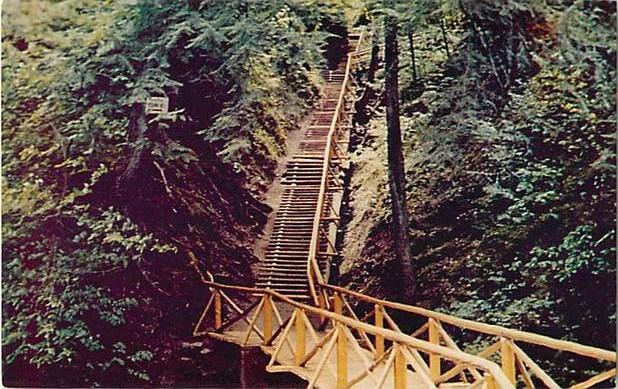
[191,29,616,389]
[206,301,424,388]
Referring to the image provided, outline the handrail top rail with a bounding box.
[319,283,616,363]
[306,28,367,307]
[198,278,614,365]
[197,278,615,364]
[199,279,514,388]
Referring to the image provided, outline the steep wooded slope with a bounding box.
[341,2,615,383]
[2,0,346,386]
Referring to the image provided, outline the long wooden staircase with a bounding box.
[254,64,349,299]
[191,29,616,388]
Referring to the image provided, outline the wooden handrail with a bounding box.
[196,277,613,387]
[320,283,616,363]
[306,29,368,308]
[199,280,514,388]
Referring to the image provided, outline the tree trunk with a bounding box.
[440,18,450,57]
[116,103,149,191]
[407,26,417,81]
[355,22,380,125]
[367,24,380,83]
[383,7,416,301]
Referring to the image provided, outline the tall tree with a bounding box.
[367,23,380,82]
[383,1,416,300]
[406,23,418,80]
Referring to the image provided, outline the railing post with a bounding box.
[317,291,326,325]
[214,290,222,330]
[484,374,497,389]
[337,325,347,389]
[375,304,384,360]
[394,344,407,389]
[334,292,343,316]
[428,318,441,380]
[263,295,273,344]
[501,338,516,384]
[295,309,306,365]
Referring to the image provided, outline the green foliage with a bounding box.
[528,225,613,283]
[344,0,615,381]
[2,0,347,385]
[126,0,344,183]
[2,194,173,378]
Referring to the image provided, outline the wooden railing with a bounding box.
[319,283,616,389]
[193,280,515,389]
[193,277,615,388]
[307,29,371,310]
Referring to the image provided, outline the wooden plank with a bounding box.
[394,345,407,389]
[570,368,616,389]
[214,290,222,329]
[295,309,306,365]
[510,341,560,389]
[337,325,348,389]
[334,293,343,316]
[375,304,384,360]
[501,337,516,384]
[263,295,273,344]
[429,319,441,380]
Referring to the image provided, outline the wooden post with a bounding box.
[317,292,324,310]
[485,374,497,389]
[317,292,325,325]
[263,295,273,344]
[394,345,407,389]
[428,319,441,380]
[334,293,343,316]
[501,338,516,384]
[337,325,347,389]
[295,309,305,365]
[214,290,222,330]
[375,304,384,360]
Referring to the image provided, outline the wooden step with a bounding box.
[255,59,357,299]
[263,257,308,263]
[257,274,308,281]
[255,283,308,290]
[255,285,309,292]
[257,270,307,277]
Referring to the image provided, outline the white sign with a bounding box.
[146,96,169,115]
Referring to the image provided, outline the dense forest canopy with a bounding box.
[2,0,616,387]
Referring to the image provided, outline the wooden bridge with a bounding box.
[192,30,616,388]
